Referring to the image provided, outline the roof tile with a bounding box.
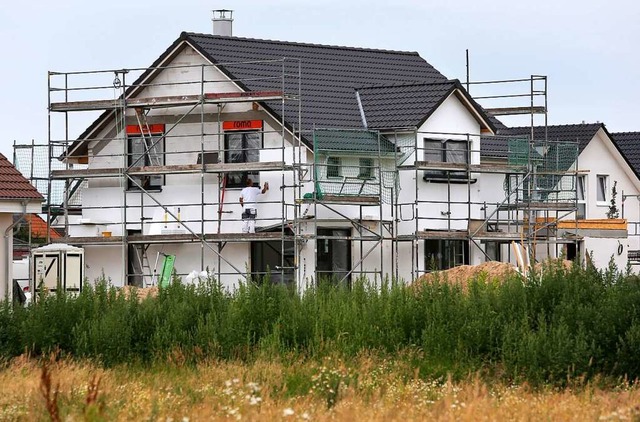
[0,153,43,200]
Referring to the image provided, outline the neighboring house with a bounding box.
[482,123,640,269]
[0,153,43,299]
[48,24,626,287]
[610,131,640,264]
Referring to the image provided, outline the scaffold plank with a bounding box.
[407,161,528,174]
[50,91,285,112]
[299,194,380,205]
[415,230,468,239]
[51,161,289,179]
[485,106,546,116]
[497,202,576,211]
[52,231,289,246]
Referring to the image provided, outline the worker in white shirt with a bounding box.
[239,178,269,233]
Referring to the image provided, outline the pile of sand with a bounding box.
[414,258,575,292]
[120,285,159,301]
[414,261,518,291]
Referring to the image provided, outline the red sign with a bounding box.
[223,120,263,131]
[126,124,165,135]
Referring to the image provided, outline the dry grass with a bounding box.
[1,355,639,421]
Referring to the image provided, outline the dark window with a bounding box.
[425,239,469,272]
[358,157,374,179]
[316,228,351,285]
[484,242,501,262]
[577,175,586,219]
[327,157,341,178]
[225,131,262,188]
[423,138,468,180]
[251,238,295,285]
[597,175,608,203]
[128,134,164,190]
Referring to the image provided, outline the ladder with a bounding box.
[134,108,162,167]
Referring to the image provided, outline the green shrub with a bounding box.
[2,263,640,385]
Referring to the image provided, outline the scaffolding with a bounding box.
[45,59,304,286]
[38,58,580,286]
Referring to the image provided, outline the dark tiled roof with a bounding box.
[185,33,448,133]
[481,123,603,158]
[611,132,640,178]
[357,81,455,129]
[313,129,396,154]
[0,154,43,200]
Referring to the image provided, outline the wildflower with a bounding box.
[283,408,295,417]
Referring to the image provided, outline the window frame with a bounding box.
[423,138,469,181]
[577,175,587,219]
[424,239,469,272]
[358,157,374,180]
[224,131,263,189]
[326,156,342,179]
[596,174,608,206]
[127,130,165,191]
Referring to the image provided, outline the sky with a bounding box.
[1,0,639,161]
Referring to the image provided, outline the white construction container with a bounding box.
[31,244,84,297]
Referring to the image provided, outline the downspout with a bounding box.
[5,201,28,302]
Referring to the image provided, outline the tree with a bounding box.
[607,180,620,219]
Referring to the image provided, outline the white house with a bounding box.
[610,131,640,266]
[481,123,640,270]
[0,153,43,300]
[47,21,631,288]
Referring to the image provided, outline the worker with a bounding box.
[239,178,269,233]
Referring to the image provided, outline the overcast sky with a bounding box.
[1,0,639,160]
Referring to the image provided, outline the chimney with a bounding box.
[212,9,233,36]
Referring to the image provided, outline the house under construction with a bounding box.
[19,16,597,288]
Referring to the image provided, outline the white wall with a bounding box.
[0,213,13,300]
[394,91,483,281]
[578,129,640,268]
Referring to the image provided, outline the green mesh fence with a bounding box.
[506,138,578,203]
[13,143,87,207]
[310,129,399,204]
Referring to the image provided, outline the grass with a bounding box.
[1,259,640,386]
[1,354,640,421]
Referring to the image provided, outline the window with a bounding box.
[484,242,501,262]
[127,132,164,190]
[425,239,469,272]
[225,131,262,188]
[358,157,374,179]
[597,175,608,204]
[577,175,586,219]
[423,138,468,180]
[327,157,341,178]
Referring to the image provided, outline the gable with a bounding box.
[581,128,640,192]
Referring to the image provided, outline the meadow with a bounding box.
[2,259,640,420]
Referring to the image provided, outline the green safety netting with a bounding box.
[309,129,400,204]
[506,138,578,202]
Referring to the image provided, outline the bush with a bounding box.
[2,264,640,385]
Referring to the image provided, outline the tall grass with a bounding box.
[2,261,640,385]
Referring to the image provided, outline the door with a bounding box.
[251,238,295,285]
[316,228,351,284]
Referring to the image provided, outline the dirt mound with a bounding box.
[414,261,518,291]
[120,286,158,301]
[414,258,575,292]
